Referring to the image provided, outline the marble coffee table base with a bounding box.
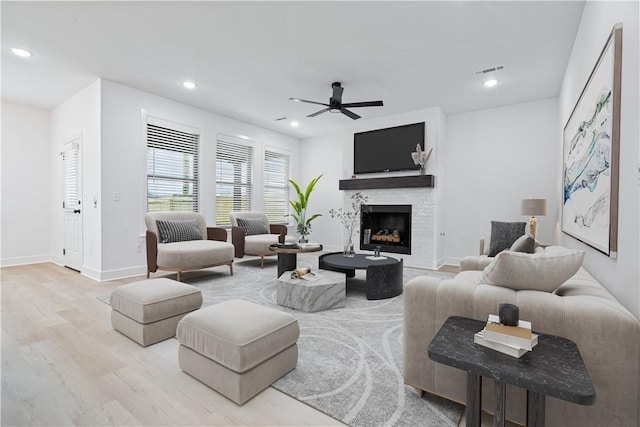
[277,270,346,312]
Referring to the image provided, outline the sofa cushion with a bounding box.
[177,299,299,373]
[110,278,202,324]
[157,240,234,269]
[156,219,202,243]
[237,217,269,235]
[488,221,526,256]
[482,247,585,292]
[245,234,296,256]
[509,234,535,253]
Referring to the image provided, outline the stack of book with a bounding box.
[474,314,539,358]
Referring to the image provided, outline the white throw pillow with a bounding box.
[481,247,585,292]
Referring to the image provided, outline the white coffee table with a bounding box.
[276,270,345,312]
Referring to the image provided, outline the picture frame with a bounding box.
[562,23,622,257]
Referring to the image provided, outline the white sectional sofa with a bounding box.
[403,249,640,426]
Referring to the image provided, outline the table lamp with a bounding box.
[521,198,547,240]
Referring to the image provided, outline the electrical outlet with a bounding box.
[136,243,142,253]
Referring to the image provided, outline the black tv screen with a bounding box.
[353,122,425,174]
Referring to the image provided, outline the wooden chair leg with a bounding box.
[229,263,234,275]
[260,256,264,268]
[176,271,181,282]
[147,271,150,278]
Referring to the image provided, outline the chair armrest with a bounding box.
[270,224,287,244]
[460,255,493,272]
[231,226,246,258]
[146,230,158,273]
[207,227,227,242]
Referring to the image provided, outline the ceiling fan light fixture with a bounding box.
[290,82,383,120]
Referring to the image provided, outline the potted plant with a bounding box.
[329,192,369,257]
[288,174,323,243]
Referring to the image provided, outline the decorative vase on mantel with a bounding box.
[419,165,427,175]
[343,234,355,258]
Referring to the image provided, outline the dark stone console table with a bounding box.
[428,316,595,427]
[318,252,403,300]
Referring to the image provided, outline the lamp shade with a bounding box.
[521,198,547,216]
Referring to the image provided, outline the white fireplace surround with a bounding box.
[344,188,437,269]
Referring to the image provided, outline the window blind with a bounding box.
[215,140,253,225]
[264,150,290,223]
[63,143,80,209]
[146,123,199,212]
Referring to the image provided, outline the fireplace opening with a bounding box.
[360,205,411,255]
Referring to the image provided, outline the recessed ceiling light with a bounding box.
[290,121,299,128]
[182,81,196,89]
[484,79,498,88]
[11,47,32,58]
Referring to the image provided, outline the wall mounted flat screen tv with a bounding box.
[353,122,425,174]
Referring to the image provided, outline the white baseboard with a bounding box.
[0,254,52,268]
[81,265,146,282]
[2,256,146,282]
[438,256,461,267]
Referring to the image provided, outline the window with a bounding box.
[215,139,253,225]
[146,123,199,212]
[264,149,290,223]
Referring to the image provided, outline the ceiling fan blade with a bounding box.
[289,98,330,107]
[340,108,361,120]
[307,108,330,117]
[331,82,343,103]
[341,100,384,108]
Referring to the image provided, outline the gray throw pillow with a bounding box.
[488,221,526,257]
[509,234,535,254]
[237,218,269,235]
[481,247,585,292]
[156,219,202,244]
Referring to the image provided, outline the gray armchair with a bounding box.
[229,211,296,267]
[145,212,234,281]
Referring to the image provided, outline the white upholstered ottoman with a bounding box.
[110,278,202,347]
[177,299,299,405]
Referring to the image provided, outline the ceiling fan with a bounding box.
[289,82,383,120]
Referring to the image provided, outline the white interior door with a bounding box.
[62,140,82,271]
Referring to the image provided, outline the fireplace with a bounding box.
[360,205,412,255]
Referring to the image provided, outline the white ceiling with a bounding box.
[1,1,584,139]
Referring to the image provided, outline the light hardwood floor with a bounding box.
[1,263,343,426]
[3,262,511,427]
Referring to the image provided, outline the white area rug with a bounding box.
[105,253,463,426]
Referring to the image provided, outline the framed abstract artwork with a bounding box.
[562,23,622,257]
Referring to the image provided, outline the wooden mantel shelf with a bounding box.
[339,175,435,190]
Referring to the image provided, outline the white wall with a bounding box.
[297,130,347,251]
[50,80,102,278]
[299,107,445,259]
[99,80,301,279]
[442,99,559,263]
[559,1,639,318]
[1,102,52,266]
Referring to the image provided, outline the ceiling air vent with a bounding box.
[474,65,505,75]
